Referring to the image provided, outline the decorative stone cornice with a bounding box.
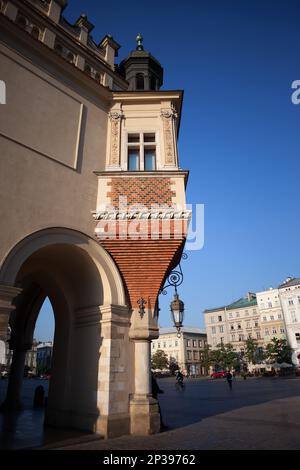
[92,209,192,221]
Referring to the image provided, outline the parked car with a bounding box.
[210,370,226,379]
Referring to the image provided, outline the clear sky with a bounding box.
[34,0,300,341]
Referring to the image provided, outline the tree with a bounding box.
[151,349,169,370]
[200,344,211,374]
[209,343,240,371]
[265,338,293,364]
[244,337,266,365]
[169,357,179,375]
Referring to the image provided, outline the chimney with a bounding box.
[247,292,256,301]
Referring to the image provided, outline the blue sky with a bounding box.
[35,0,300,341]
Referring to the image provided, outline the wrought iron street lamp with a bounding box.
[170,289,185,337]
[160,253,187,337]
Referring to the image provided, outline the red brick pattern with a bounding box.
[100,236,186,308]
[98,175,187,309]
[107,177,176,208]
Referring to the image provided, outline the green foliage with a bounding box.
[169,358,179,374]
[151,349,169,370]
[265,338,293,364]
[200,344,211,372]
[210,343,240,370]
[244,337,266,364]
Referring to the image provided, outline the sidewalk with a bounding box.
[51,394,300,450]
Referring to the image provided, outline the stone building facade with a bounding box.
[204,293,263,353]
[151,327,208,376]
[256,287,286,345]
[278,277,300,365]
[0,1,190,438]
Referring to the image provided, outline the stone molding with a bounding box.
[92,209,191,220]
[74,304,129,328]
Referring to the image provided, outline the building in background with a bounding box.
[256,287,286,345]
[203,306,228,347]
[226,293,263,353]
[204,292,263,354]
[25,339,38,374]
[36,342,53,374]
[5,338,39,374]
[204,280,300,367]
[278,277,300,365]
[151,327,208,376]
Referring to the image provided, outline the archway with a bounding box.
[0,228,130,439]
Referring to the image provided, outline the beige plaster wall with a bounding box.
[0,35,109,265]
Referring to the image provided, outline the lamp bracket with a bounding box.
[159,253,187,295]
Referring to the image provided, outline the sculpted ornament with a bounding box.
[109,111,123,166]
[161,108,177,165]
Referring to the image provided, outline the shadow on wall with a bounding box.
[2,239,105,434]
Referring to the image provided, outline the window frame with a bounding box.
[125,131,158,171]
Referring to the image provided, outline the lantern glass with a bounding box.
[170,293,185,329]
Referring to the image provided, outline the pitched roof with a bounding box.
[278,277,300,289]
[226,296,257,310]
[204,293,257,313]
[204,306,226,313]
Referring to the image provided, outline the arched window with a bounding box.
[136,73,144,90]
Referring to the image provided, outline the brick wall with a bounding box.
[107,177,176,208]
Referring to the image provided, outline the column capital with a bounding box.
[129,327,158,341]
[129,306,159,341]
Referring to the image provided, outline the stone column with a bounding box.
[96,304,131,438]
[134,340,151,395]
[0,285,23,410]
[129,308,160,436]
[1,348,26,410]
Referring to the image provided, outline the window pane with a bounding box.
[144,149,156,170]
[128,150,139,170]
[144,133,155,142]
[128,134,140,143]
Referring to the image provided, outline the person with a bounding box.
[151,373,167,430]
[226,370,233,390]
[175,369,184,384]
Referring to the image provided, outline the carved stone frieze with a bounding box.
[160,108,177,165]
[108,111,124,166]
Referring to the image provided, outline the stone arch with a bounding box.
[0,228,130,435]
[0,227,126,306]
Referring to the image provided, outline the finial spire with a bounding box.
[136,33,144,51]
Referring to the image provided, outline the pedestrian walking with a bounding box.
[226,370,233,390]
